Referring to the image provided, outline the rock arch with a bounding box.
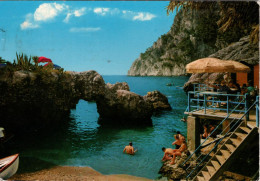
[0,70,171,132]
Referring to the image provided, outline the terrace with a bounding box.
[183,83,259,180]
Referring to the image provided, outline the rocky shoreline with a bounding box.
[0,69,171,133]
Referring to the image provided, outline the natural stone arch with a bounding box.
[0,70,171,132]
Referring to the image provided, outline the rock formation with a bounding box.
[159,152,190,180]
[128,2,258,77]
[0,69,171,132]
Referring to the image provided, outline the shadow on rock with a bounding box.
[16,156,57,174]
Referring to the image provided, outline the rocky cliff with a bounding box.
[128,3,257,76]
[0,69,171,132]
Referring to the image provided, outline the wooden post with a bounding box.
[222,119,230,134]
[188,92,190,112]
[204,94,206,114]
[187,116,200,152]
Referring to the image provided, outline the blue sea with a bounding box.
[9,75,189,179]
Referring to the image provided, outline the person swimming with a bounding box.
[123,142,137,155]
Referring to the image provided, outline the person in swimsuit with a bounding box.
[170,137,187,165]
[161,147,176,161]
[172,134,182,149]
[123,142,137,155]
[201,124,211,139]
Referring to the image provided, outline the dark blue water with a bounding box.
[10,76,189,179]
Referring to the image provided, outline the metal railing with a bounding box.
[182,98,258,180]
[193,83,215,92]
[187,91,249,120]
[256,96,259,127]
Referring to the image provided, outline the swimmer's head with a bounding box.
[129,142,132,146]
[162,147,166,152]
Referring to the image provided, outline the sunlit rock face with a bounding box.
[128,2,258,77]
[0,70,171,132]
[143,90,172,111]
[97,90,154,126]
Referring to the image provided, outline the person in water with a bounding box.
[170,137,187,165]
[123,142,137,155]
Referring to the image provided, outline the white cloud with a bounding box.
[122,10,156,21]
[64,7,86,23]
[69,27,101,33]
[74,8,86,17]
[20,21,39,30]
[21,3,88,30]
[20,13,39,30]
[133,12,156,21]
[94,7,110,16]
[34,3,68,22]
[93,7,120,16]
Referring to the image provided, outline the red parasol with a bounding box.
[38,56,52,63]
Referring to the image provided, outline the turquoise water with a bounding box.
[9,76,189,179]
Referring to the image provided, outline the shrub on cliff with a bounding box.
[0,53,64,76]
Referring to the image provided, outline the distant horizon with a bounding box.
[0,1,176,75]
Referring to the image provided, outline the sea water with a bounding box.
[9,75,189,179]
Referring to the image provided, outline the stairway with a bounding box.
[193,122,258,181]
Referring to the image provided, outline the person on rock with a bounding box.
[172,134,182,149]
[161,147,176,161]
[123,142,137,155]
[170,137,187,165]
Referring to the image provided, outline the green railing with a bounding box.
[187,91,249,120]
[193,83,216,92]
[182,98,258,180]
[256,96,259,127]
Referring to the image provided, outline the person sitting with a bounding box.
[246,80,256,96]
[170,137,187,165]
[201,124,210,139]
[172,134,182,149]
[228,80,241,94]
[209,124,217,138]
[161,147,176,161]
[209,80,231,93]
[123,142,137,155]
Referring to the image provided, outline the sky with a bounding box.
[0,1,176,75]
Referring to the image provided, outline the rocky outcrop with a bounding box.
[143,91,172,111]
[209,36,259,65]
[128,2,258,77]
[128,6,220,76]
[97,90,154,125]
[0,69,171,132]
[159,152,190,180]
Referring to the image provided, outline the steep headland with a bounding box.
[128,2,259,76]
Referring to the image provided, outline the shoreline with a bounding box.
[10,166,154,181]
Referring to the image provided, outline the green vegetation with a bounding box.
[0,57,7,64]
[162,62,174,69]
[0,53,64,75]
[167,1,259,44]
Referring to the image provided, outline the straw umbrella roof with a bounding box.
[225,60,251,73]
[186,58,235,73]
